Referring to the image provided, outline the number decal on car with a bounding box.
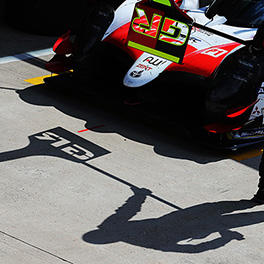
[127,0,192,64]
[159,17,190,46]
[132,8,162,39]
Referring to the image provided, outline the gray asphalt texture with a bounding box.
[0,22,263,264]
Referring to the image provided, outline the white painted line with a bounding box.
[0,48,53,64]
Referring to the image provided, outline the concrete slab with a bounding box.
[0,26,263,264]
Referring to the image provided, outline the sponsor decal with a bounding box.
[232,129,264,139]
[136,63,153,71]
[252,106,261,116]
[259,87,264,94]
[250,86,264,120]
[194,27,213,37]
[143,56,167,66]
[130,70,144,78]
[189,36,202,43]
[201,48,228,58]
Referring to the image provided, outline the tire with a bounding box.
[205,47,263,122]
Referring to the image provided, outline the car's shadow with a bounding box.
[5,74,260,172]
[12,80,224,165]
[1,83,263,254]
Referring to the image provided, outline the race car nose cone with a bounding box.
[123,53,171,87]
[123,68,158,87]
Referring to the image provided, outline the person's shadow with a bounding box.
[83,187,264,253]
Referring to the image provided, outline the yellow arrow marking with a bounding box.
[24,74,58,85]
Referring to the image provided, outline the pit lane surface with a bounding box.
[0,23,264,264]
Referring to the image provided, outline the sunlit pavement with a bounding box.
[0,23,264,264]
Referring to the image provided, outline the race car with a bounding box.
[45,0,264,151]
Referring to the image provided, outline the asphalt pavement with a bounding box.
[0,22,264,264]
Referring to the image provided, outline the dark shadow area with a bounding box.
[12,53,51,71]
[1,85,263,254]
[0,87,19,92]
[8,41,221,165]
[2,1,82,36]
[0,125,261,252]
[239,154,262,171]
[14,82,224,165]
[83,188,263,253]
[0,113,261,253]
[0,21,55,58]
[0,126,182,211]
[0,126,111,164]
[1,39,261,165]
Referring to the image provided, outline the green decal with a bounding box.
[128,41,180,63]
[153,0,172,7]
[132,8,162,39]
[127,0,192,64]
[159,17,190,46]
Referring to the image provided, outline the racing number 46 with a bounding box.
[132,7,190,46]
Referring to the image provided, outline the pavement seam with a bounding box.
[0,230,75,264]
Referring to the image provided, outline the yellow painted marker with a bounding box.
[230,149,263,161]
[24,70,73,85]
[24,74,58,85]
